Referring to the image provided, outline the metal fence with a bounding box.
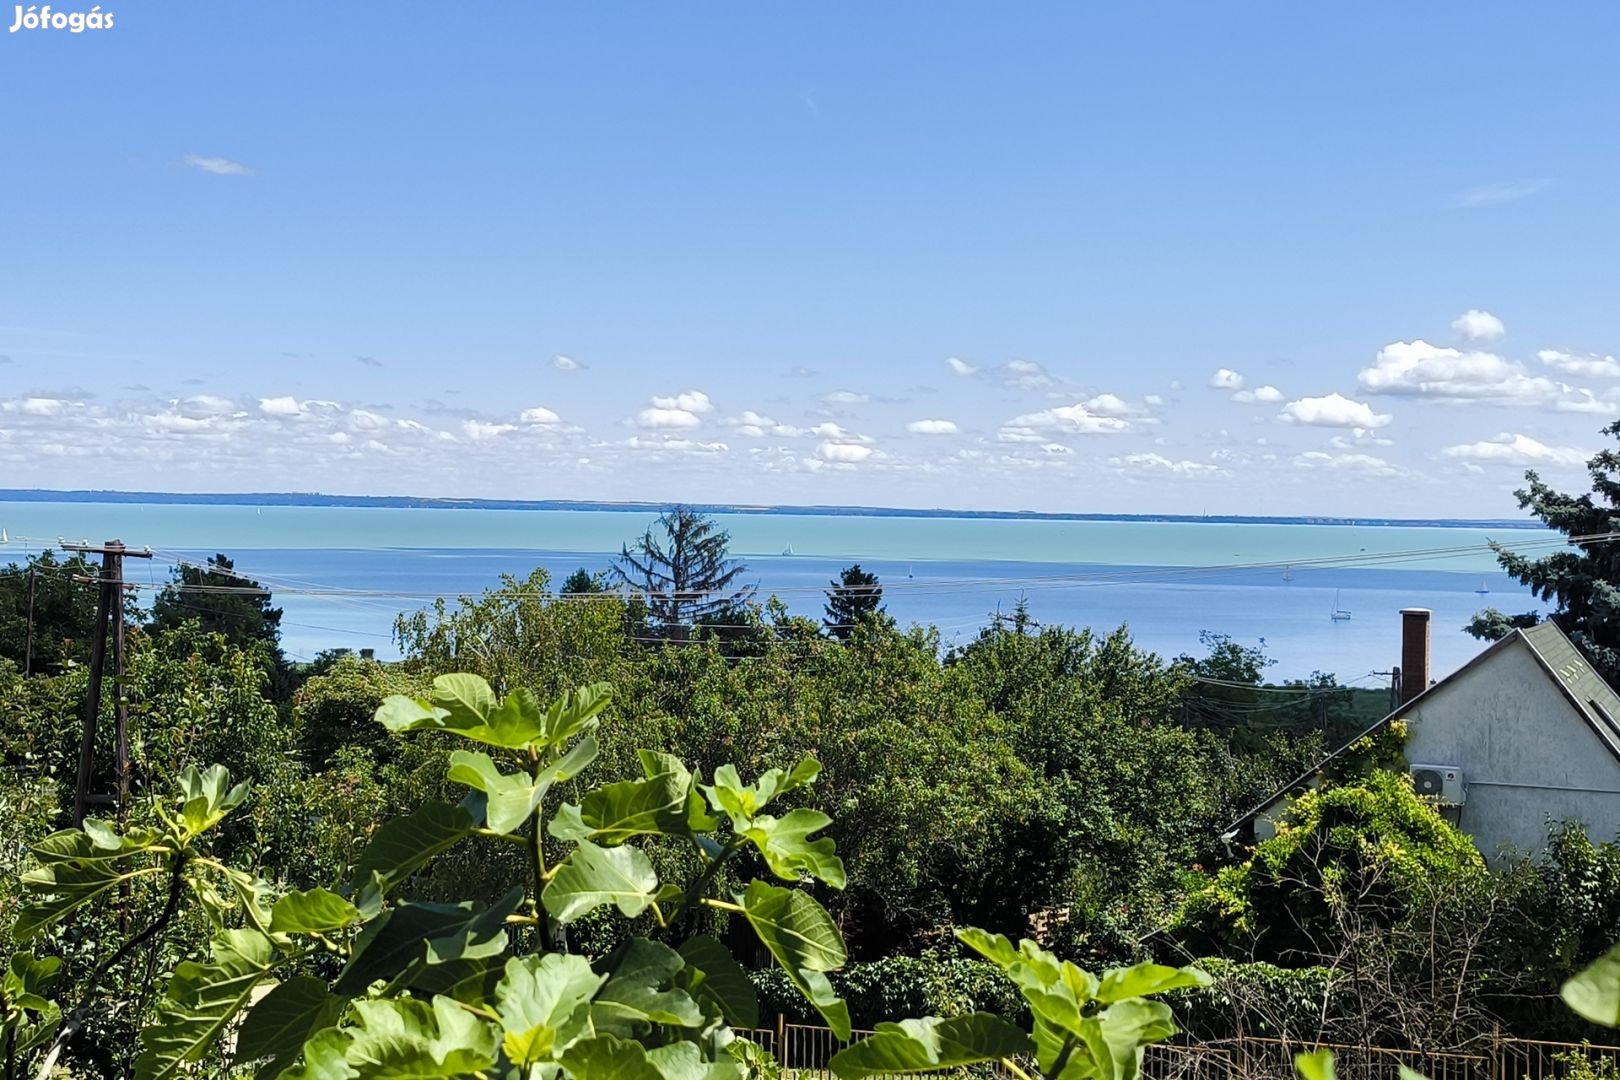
[732,1022,1620,1080]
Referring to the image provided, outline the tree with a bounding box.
[824,564,884,640]
[0,550,102,676]
[148,553,284,661]
[560,567,606,595]
[1469,421,1620,682]
[611,507,754,638]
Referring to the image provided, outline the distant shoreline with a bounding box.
[0,488,1540,530]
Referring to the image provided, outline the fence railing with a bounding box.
[732,1021,1620,1080]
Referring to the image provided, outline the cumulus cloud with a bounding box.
[1209,368,1245,390]
[1082,394,1133,418]
[1232,385,1284,404]
[183,154,254,176]
[1144,394,1165,407]
[552,354,581,372]
[520,406,561,425]
[821,390,869,405]
[946,357,977,377]
[1539,349,1620,379]
[258,396,303,417]
[636,391,712,429]
[1293,451,1402,476]
[1108,453,1227,478]
[1357,339,1597,409]
[651,391,714,414]
[1001,359,1056,391]
[817,441,874,463]
[1441,432,1587,467]
[1279,392,1392,429]
[1001,401,1130,441]
[906,419,959,435]
[1452,309,1506,342]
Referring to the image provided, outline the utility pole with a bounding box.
[23,563,36,676]
[65,540,152,827]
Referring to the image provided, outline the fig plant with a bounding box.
[11,675,1206,1079]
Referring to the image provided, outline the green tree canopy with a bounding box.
[0,550,102,676]
[148,554,284,664]
[824,564,884,641]
[611,507,754,638]
[1469,420,1620,682]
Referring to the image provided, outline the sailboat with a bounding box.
[1475,579,1490,595]
[781,545,794,557]
[1330,589,1352,621]
[0,528,7,543]
[1282,564,1294,582]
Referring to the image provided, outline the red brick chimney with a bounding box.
[1399,608,1431,706]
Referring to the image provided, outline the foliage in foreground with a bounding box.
[5,674,1207,1080]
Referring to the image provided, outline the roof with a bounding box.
[1221,621,1620,839]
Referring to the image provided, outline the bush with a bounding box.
[750,953,1027,1029]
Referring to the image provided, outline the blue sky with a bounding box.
[2,2,1616,516]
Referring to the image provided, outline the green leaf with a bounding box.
[348,801,474,897]
[543,839,660,925]
[278,1027,356,1080]
[15,831,166,941]
[337,997,499,1076]
[591,939,705,1035]
[1076,999,1178,1080]
[494,952,605,1067]
[432,672,498,727]
[1094,962,1211,1003]
[378,679,612,753]
[1564,942,1620,1026]
[336,888,521,993]
[1397,1069,1431,1080]
[135,929,277,1080]
[677,934,759,1029]
[701,758,820,830]
[646,1042,746,1080]
[552,773,689,845]
[3,951,62,1013]
[233,976,345,1079]
[176,764,251,838]
[740,879,850,1040]
[270,887,360,935]
[447,750,545,834]
[539,682,614,747]
[829,1014,1035,1078]
[559,1034,666,1080]
[741,808,846,889]
[1295,1048,1337,1080]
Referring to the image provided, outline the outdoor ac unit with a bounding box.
[1410,764,1465,805]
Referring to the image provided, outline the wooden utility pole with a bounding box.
[23,563,36,676]
[65,540,151,827]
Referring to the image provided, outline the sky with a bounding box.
[2,2,1617,517]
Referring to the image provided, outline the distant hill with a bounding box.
[0,488,1541,530]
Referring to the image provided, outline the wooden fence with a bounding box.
[733,1020,1620,1080]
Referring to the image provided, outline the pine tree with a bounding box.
[1468,420,1620,682]
[149,553,284,660]
[611,507,754,638]
[560,568,605,595]
[824,563,883,640]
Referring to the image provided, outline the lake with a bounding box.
[0,501,1556,681]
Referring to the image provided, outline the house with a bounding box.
[1225,609,1620,862]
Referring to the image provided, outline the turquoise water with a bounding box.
[0,502,1559,681]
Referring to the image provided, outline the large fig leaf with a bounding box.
[135,929,277,1080]
[542,840,659,925]
[830,1014,1035,1078]
[739,879,849,1039]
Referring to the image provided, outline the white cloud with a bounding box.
[1451,179,1552,208]
[1539,349,1620,379]
[462,420,516,440]
[1279,392,1392,429]
[1293,451,1402,476]
[946,357,977,377]
[637,407,703,430]
[1001,359,1057,391]
[348,409,387,431]
[817,441,873,463]
[1452,309,1506,342]
[1441,432,1587,467]
[1144,394,1165,407]
[1232,385,1283,404]
[183,154,253,177]
[258,396,302,417]
[1082,393,1133,417]
[1209,368,1245,390]
[1358,340,1564,403]
[177,395,236,417]
[1003,402,1130,438]
[520,406,561,425]
[906,419,959,435]
[552,354,581,372]
[1109,452,1227,478]
[822,390,869,405]
[650,390,714,414]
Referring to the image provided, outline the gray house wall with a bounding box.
[1403,639,1620,860]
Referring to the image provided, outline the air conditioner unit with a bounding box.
[1410,764,1465,805]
